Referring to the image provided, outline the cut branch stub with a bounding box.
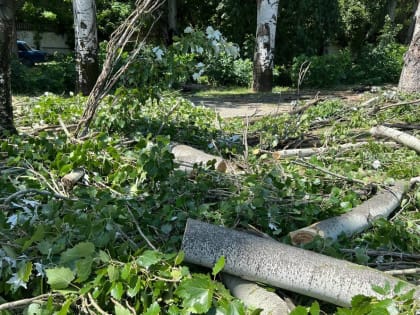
[61,168,85,191]
[289,181,408,245]
[181,219,419,307]
[170,144,227,172]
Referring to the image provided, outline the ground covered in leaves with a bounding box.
[0,86,419,314]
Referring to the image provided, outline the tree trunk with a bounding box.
[387,0,397,23]
[370,125,420,153]
[0,0,17,137]
[252,0,279,92]
[399,1,420,92]
[73,0,99,96]
[167,0,177,43]
[289,181,408,245]
[182,219,420,307]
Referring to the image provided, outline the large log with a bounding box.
[181,219,419,307]
[289,181,408,245]
[370,125,420,153]
[170,144,227,172]
[222,274,292,315]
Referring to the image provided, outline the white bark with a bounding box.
[170,144,227,172]
[253,0,279,92]
[289,181,408,245]
[223,274,292,315]
[182,219,419,307]
[271,142,398,159]
[73,0,99,96]
[370,125,420,153]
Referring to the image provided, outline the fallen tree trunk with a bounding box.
[222,274,293,315]
[170,144,227,172]
[289,181,409,245]
[370,125,420,153]
[182,219,419,307]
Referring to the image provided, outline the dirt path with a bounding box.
[185,87,367,118]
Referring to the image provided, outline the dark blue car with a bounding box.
[17,40,48,66]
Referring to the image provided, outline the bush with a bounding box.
[11,54,76,94]
[205,53,252,87]
[291,50,353,87]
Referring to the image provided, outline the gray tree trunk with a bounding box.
[168,0,177,40]
[73,0,99,96]
[252,0,279,92]
[399,1,420,92]
[0,0,17,136]
[182,219,419,307]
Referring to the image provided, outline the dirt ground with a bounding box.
[185,87,371,118]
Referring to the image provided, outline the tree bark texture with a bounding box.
[0,0,17,136]
[399,1,420,92]
[182,219,419,307]
[253,0,278,92]
[73,0,99,96]
[370,125,420,153]
[289,181,408,245]
[222,274,292,315]
[167,0,177,43]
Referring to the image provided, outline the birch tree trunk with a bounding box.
[0,0,17,137]
[73,0,99,96]
[167,0,177,43]
[182,219,420,307]
[398,0,420,92]
[252,0,279,92]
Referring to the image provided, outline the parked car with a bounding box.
[17,40,48,66]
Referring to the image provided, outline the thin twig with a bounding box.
[111,298,135,315]
[126,205,157,250]
[0,293,61,311]
[1,188,75,206]
[340,249,420,260]
[87,293,110,315]
[292,159,368,186]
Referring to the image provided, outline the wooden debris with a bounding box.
[61,168,85,191]
[181,219,419,307]
[170,144,227,172]
[223,274,293,315]
[370,125,420,153]
[289,181,409,245]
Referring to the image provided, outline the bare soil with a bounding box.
[185,87,368,118]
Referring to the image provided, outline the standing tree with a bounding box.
[0,0,17,137]
[168,0,177,43]
[73,0,99,96]
[253,0,279,92]
[399,0,420,92]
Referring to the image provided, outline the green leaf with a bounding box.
[46,267,75,289]
[60,242,95,264]
[372,281,390,296]
[309,301,320,315]
[111,282,124,300]
[107,265,120,282]
[23,225,45,251]
[18,262,32,282]
[143,301,161,315]
[290,306,308,315]
[174,251,185,265]
[98,250,111,263]
[127,277,142,298]
[212,256,225,276]
[176,275,214,313]
[57,299,72,315]
[75,257,93,282]
[114,304,132,315]
[136,250,162,269]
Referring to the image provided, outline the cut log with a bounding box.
[170,144,227,172]
[270,141,399,159]
[61,168,85,191]
[370,125,420,153]
[181,219,419,307]
[289,181,408,245]
[222,274,292,315]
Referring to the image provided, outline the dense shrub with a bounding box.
[205,53,252,87]
[12,54,76,94]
